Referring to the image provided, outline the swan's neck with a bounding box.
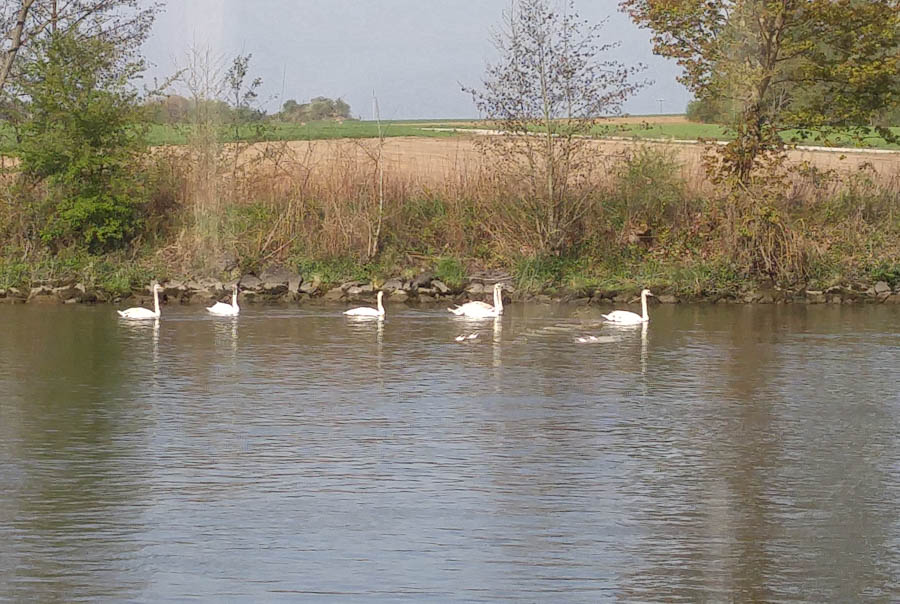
[494,286,502,313]
[377,293,384,313]
[641,292,649,321]
[153,287,160,316]
[232,288,239,310]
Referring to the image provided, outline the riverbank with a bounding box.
[3,134,898,309]
[4,269,899,307]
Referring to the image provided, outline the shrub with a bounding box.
[18,33,149,253]
[613,146,690,229]
[870,262,900,287]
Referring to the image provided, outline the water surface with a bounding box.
[1,302,898,601]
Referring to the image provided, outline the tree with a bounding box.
[225,53,264,138]
[18,32,149,252]
[278,96,352,122]
[333,97,351,118]
[620,0,900,182]
[685,97,735,124]
[464,0,647,253]
[1,0,159,95]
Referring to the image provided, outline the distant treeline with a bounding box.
[143,95,353,125]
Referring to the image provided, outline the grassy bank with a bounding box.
[2,136,898,301]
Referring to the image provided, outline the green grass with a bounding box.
[0,123,16,154]
[599,122,900,149]
[869,261,900,287]
[291,256,371,286]
[144,119,470,146]
[599,122,730,141]
[0,248,155,294]
[3,117,898,153]
[434,257,467,288]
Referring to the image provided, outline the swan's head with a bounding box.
[377,290,384,301]
[232,283,239,293]
[153,283,162,293]
[641,288,654,297]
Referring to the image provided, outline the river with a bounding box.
[1,302,898,601]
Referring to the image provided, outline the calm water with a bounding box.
[0,301,898,602]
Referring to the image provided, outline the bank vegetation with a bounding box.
[0,0,898,302]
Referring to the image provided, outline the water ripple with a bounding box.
[0,303,898,601]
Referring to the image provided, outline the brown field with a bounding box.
[240,135,900,189]
[5,129,896,191]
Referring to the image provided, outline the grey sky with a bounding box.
[142,0,691,119]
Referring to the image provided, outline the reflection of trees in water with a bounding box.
[0,308,148,601]
[1,304,895,600]
[616,306,786,599]
[463,310,650,593]
[716,307,780,600]
[620,305,897,601]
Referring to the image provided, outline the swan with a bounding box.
[344,290,385,318]
[602,289,654,324]
[118,283,162,319]
[448,283,504,318]
[455,333,479,342]
[207,284,240,316]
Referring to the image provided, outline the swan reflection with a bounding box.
[493,316,502,371]
[376,318,384,376]
[212,315,239,362]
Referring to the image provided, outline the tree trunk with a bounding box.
[0,0,36,94]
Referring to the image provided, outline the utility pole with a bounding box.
[657,98,665,115]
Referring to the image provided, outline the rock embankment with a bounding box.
[2,270,899,307]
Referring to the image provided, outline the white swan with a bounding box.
[448,283,504,318]
[207,284,240,316]
[455,333,479,342]
[344,290,385,318]
[118,283,162,319]
[602,289,654,324]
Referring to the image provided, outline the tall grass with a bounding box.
[1,135,898,293]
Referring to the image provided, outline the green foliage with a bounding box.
[685,97,733,124]
[869,262,900,287]
[18,33,148,253]
[92,262,155,297]
[279,97,352,122]
[434,257,467,288]
[0,258,29,289]
[622,0,900,182]
[40,188,141,251]
[514,255,585,293]
[0,248,154,293]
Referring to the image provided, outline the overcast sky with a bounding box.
[141,0,691,120]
